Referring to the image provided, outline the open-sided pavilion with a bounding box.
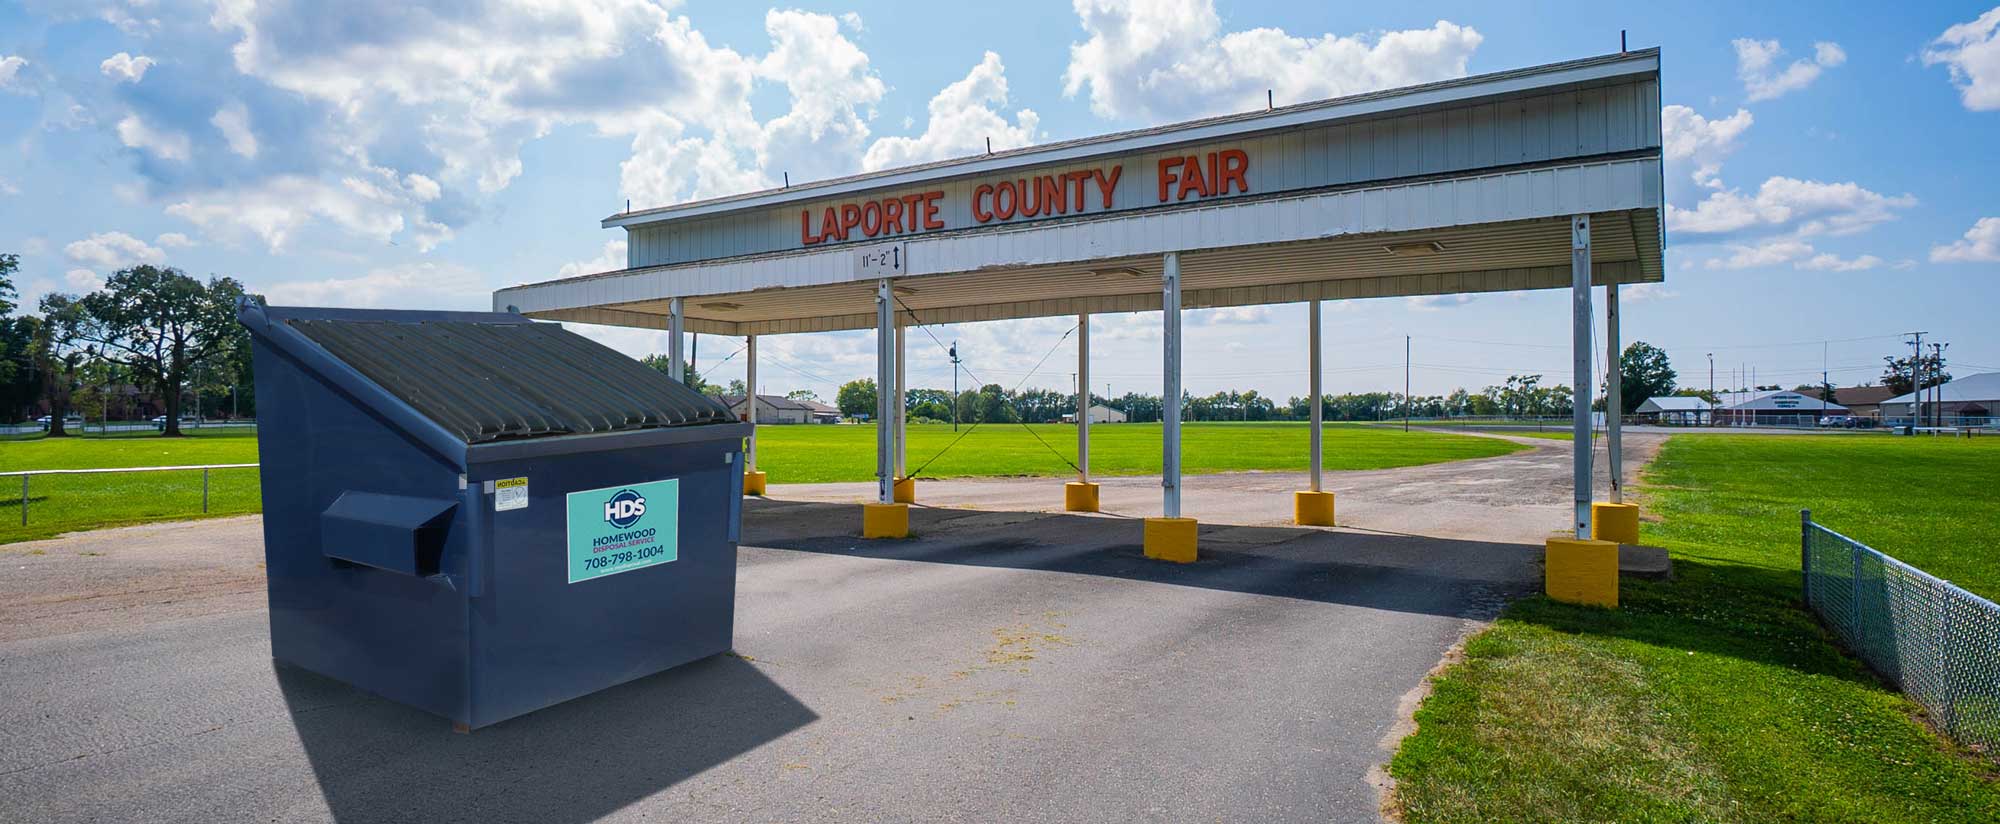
[495,48,1667,603]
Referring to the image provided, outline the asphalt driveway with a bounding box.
[0,435,1635,822]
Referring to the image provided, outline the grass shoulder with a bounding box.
[1390,434,2000,823]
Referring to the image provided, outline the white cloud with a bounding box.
[210,102,258,158]
[1620,283,1677,302]
[1704,238,1882,272]
[0,177,18,196]
[0,55,28,93]
[1734,38,1844,102]
[1062,0,1482,120]
[1797,252,1883,272]
[1668,176,1915,237]
[1706,238,1814,269]
[260,263,488,310]
[1660,105,1752,188]
[862,52,1039,171]
[556,237,629,278]
[402,173,440,202]
[1923,7,2000,111]
[1407,294,1477,311]
[1931,216,2000,262]
[99,52,155,83]
[166,175,407,252]
[115,114,191,162]
[65,269,105,292]
[64,231,166,269]
[154,232,193,248]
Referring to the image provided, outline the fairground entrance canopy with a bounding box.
[495,48,1667,564]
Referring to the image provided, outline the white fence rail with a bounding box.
[3,463,260,527]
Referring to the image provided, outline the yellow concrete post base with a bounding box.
[1064,482,1100,512]
[743,471,767,496]
[1143,517,1198,563]
[1545,537,1619,608]
[1293,490,1336,526]
[1591,502,1640,545]
[892,476,916,504]
[862,502,910,539]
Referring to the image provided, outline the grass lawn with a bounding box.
[1390,434,2000,823]
[1,421,1523,543]
[753,421,1527,484]
[1,429,263,544]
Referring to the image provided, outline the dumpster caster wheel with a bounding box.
[452,722,470,734]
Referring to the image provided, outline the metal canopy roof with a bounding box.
[497,50,1666,337]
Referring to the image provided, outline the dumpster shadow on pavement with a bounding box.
[743,499,1543,620]
[277,653,815,823]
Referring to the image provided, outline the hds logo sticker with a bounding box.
[602,489,647,528]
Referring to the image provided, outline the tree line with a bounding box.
[1,256,258,436]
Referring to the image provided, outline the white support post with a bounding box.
[745,334,758,472]
[1077,313,1091,481]
[1570,216,1593,539]
[1606,283,1623,504]
[1162,253,1183,519]
[1309,300,1323,492]
[667,297,686,383]
[894,323,907,479]
[875,280,895,504]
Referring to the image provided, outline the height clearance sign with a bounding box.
[800,149,1251,246]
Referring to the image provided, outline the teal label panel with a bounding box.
[565,478,679,584]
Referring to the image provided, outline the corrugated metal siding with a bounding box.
[290,319,730,443]
[624,79,1661,269]
[496,156,1662,329]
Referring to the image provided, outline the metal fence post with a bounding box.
[1800,509,1811,607]
[1851,538,1865,649]
[202,468,210,513]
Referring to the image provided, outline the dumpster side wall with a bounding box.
[252,343,474,721]
[468,432,745,727]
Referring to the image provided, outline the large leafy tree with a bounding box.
[836,378,876,418]
[1617,341,1677,412]
[31,294,96,437]
[1880,352,1949,395]
[75,265,252,436]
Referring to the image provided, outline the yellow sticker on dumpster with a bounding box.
[565,479,679,583]
[495,477,529,512]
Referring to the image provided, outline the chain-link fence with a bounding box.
[1802,510,2000,750]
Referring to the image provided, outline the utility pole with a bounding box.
[1707,353,1714,427]
[1934,341,1949,426]
[949,340,961,431]
[1905,331,1925,427]
[1404,335,1411,432]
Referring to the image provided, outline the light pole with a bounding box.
[1707,353,1714,427]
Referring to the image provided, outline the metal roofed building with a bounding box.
[1881,372,2000,424]
[1717,390,1847,426]
[496,48,1667,568]
[1633,395,1713,426]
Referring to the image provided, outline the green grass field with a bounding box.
[0,421,1524,544]
[1390,434,2000,823]
[755,421,1526,483]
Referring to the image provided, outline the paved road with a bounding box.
[0,436,1647,823]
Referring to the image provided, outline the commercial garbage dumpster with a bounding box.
[240,302,751,729]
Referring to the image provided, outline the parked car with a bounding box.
[1817,415,1856,428]
[35,414,85,431]
[151,414,204,431]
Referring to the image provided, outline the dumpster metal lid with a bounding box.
[283,313,732,444]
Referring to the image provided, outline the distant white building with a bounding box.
[1633,395,1713,425]
[721,394,814,424]
[1716,390,1845,425]
[1060,404,1128,424]
[1880,372,2000,423]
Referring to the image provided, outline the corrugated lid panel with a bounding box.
[290,317,731,443]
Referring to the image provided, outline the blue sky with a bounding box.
[2,1,1997,404]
